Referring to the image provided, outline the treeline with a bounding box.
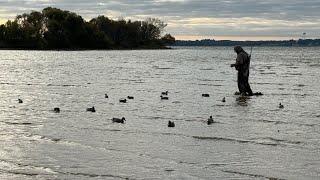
[0,7,175,50]
[174,39,320,47]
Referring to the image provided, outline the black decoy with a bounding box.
[279,103,284,109]
[202,94,210,97]
[105,94,109,98]
[222,97,226,102]
[162,91,168,95]
[160,95,169,100]
[112,117,126,124]
[207,116,214,125]
[253,92,264,96]
[168,121,175,127]
[53,107,60,113]
[127,96,134,100]
[18,99,23,103]
[87,106,96,112]
[119,98,127,103]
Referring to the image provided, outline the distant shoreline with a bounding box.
[173,39,320,47]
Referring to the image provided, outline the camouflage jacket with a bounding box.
[235,51,250,77]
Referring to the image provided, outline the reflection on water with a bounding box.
[236,96,249,106]
[0,47,319,179]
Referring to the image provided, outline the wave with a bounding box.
[295,84,306,87]
[197,79,224,82]
[256,119,317,127]
[250,137,302,145]
[222,170,284,180]
[5,122,34,126]
[287,66,299,69]
[0,82,43,86]
[56,171,131,179]
[47,84,83,87]
[0,159,57,177]
[260,72,277,75]
[200,68,214,71]
[193,136,252,143]
[285,73,303,76]
[198,83,223,87]
[152,66,175,70]
[3,170,42,177]
[172,101,182,104]
[192,136,302,147]
[0,159,129,179]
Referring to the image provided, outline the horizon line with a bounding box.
[174,35,319,41]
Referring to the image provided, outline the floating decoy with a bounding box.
[160,95,169,100]
[162,91,168,96]
[168,121,175,127]
[253,92,264,96]
[127,96,134,100]
[18,99,23,103]
[279,103,284,109]
[112,117,126,124]
[87,106,96,112]
[119,98,127,103]
[105,94,109,98]
[207,116,214,125]
[222,97,226,102]
[53,107,60,113]
[202,94,210,97]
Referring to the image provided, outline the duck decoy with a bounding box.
[87,106,96,112]
[168,121,175,127]
[112,117,126,124]
[202,94,210,97]
[18,99,23,103]
[127,96,134,100]
[279,103,284,109]
[160,95,169,100]
[53,107,60,113]
[207,116,214,125]
[253,92,264,96]
[161,91,168,96]
[105,94,109,98]
[222,97,226,102]
[119,98,127,103]
[234,92,241,95]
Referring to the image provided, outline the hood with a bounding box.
[234,46,244,54]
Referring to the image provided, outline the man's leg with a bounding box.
[237,73,246,95]
[244,76,253,96]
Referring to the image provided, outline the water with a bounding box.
[0,47,319,179]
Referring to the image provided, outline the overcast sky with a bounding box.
[0,0,319,40]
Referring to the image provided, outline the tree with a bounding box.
[145,18,167,35]
[0,24,5,41]
[161,34,175,45]
[0,7,173,49]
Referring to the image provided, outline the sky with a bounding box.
[0,0,320,40]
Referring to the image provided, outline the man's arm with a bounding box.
[231,53,244,69]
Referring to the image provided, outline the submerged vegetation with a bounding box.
[0,7,175,50]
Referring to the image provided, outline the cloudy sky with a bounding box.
[0,0,319,40]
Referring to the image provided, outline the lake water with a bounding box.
[0,47,319,179]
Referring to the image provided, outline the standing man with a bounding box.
[231,46,253,96]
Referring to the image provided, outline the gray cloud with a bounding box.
[0,0,319,39]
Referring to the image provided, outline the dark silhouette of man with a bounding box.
[231,46,253,96]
